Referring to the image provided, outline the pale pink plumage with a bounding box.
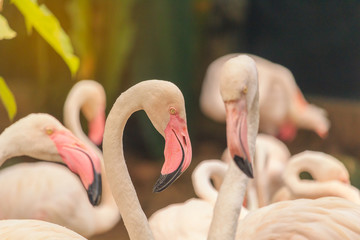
[222,134,291,209]
[235,197,360,240]
[0,81,119,238]
[103,80,192,240]
[1,80,191,239]
[0,220,86,240]
[0,113,101,239]
[272,151,360,203]
[149,159,249,240]
[207,55,360,240]
[200,53,330,141]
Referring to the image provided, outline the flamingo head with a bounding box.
[80,81,106,146]
[220,55,259,178]
[140,80,192,192]
[5,114,102,206]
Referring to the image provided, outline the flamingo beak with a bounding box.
[153,114,192,192]
[88,106,105,146]
[225,99,254,178]
[49,130,102,206]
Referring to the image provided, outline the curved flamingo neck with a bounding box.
[192,160,227,205]
[63,86,94,152]
[284,157,359,202]
[208,160,249,240]
[0,128,21,166]
[63,85,119,235]
[253,143,269,207]
[103,88,154,240]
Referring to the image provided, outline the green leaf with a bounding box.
[0,14,17,40]
[11,0,79,76]
[0,77,17,121]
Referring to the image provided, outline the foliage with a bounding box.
[67,0,136,102]
[0,14,16,40]
[66,0,94,79]
[11,0,79,76]
[0,76,16,121]
[0,11,16,121]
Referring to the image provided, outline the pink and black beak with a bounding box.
[153,114,192,192]
[225,99,254,178]
[49,130,102,205]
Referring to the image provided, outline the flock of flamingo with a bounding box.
[0,54,359,239]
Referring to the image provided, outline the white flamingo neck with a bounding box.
[247,95,259,158]
[103,89,154,240]
[0,124,16,163]
[192,160,228,205]
[63,83,120,233]
[208,160,249,240]
[64,85,96,154]
[0,129,20,166]
[284,155,359,202]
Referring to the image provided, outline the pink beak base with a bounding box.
[153,114,192,192]
[225,99,254,178]
[88,106,105,146]
[49,130,102,206]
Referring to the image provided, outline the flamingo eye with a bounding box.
[45,128,54,135]
[169,107,177,115]
[242,87,248,94]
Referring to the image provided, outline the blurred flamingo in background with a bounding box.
[0,220,86,239]
[0,113,102,239]
[192,159,228,205]
[272,150,360,203]
[235,197,360,240]
[221,134,291,209]
[64,80,106,147]
[0,80,120,238]
[200,53,330,141]
[149,159,249,240]
[206,55,360,240]
[63,80,120,237]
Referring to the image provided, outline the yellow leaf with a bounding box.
[11,0,79,76]
[0,14,17,40]
[0,77,17,121]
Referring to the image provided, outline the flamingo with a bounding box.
[0,220,86,239]
[0,113,102,239]
[272,150,360,203]
[149,159,249,240]
[0,80,119,238]
[221,134,291,209]
[200,53,330,141]
[101,79,192,240]
[63,79,106,146]
[148,55,259,240]
[0,80,192,239]
[192,159,228,205]
[62,79,120,236]
[207,55,360,240]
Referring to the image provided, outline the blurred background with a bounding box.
[1,0,360,239]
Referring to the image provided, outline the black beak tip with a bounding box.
[153,170,182,193]
[87,173,102,206]
[234,155,254,178]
